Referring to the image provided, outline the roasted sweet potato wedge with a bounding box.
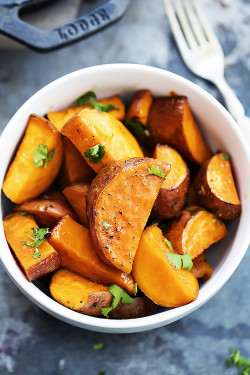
[2,115,63,204]
[87,157,170,273]
[148,96,212,166]
[191,253,213,282]
[110,296,157,319]
[62,183,89,227]
[194,152,241,220]
[47,94,126,131]
[50,269,113,316]
[126,89,153,125]
[15,191,77,228]
[62,108,144,173]
[164,206,227,259]
[3,213,59,281]
[48,215,135,294]
[151,144,190,219]
[133,225,199,307]
[57,137,95,188]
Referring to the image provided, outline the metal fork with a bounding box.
[163,0,250,142]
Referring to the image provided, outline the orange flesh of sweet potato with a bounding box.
[50,269,113,316]
[110,296,157,319]
[195,153,241,219]
[48,215,135,294]
[151,144,190,219]
[126,89,153,125]
[86,158,170,273]
[61,108,144,173]
[3,213,59,281]
[15,191,77,228]
[148,96,211,166]
[133,225,199,307]
[62,183,89,227]
[47,95,126,132]
[2,115,63,204]
[191,253,213,282]
[164,207,227,259]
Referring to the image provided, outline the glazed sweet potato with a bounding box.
[62,183,89,227]
[3,213,59,281]
[62,108,144,173]
[15,191,77,228]
[151,144,190,219]
[48,215,135,294]
[110,296,157,319]
[148,96,212,166]
[50,269,113,316]
[126,89,153,125]
[87,158,170,273]
[164,206,227,259]
[47,94,126,132]
[191,253,213,282]
[194,152,241,220]
[2,115,63,204]
[133,225,199,307]
[57,137,95,188]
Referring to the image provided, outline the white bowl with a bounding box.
[1,64,250,333]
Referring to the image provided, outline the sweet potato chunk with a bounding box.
[110,297,157,319]
[194,152,241,220]
[48,215,135,294]
[62,183,89,227]
[47,95,126,132]
[2,115,63,204]
[15,191,77,228]
[148,96,212,166]
[87,158,170,273]
[3,213,59,281]
[126,89,153,125]
[50,269,113,316]
[152,144,190,219]
[133,225,199,307]
[62,108,144,173]
[191,253,213,282]
[164,206,227,259]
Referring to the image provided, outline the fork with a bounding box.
[163,0,250,143]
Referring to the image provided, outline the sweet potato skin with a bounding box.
[3,213,59,281]
[133,225,199,307]
[15,191,77,228]
[87,158,170,273]
[148,96,212,166]
[48,215,135,294]
[194,153,241,220]
[191,253,213,282]
[110,296,157,319]
[61,108,144,173]
[62,183,89,227]
[50,269,113,316]
[151,144,190,219]
[126,89,153,125]
[2,115,63,204]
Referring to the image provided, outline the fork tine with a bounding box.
[174,0,198,50]
[183,0,207,46]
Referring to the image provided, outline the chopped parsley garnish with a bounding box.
[92,342,104,350]
[97,372,106,375]
[18,211,30,216]
[84,144,105,164]
[95,123,114,140]
[223,153,230,160]
[33,144,55,168]
[148,166,165,178]
[21,227,50,259]
[76,90,117,112]
[226,347,250,374]
[149,218,166,230]
[124,118,146,138]
[164,238,173,252]
[76,90,96,105]
[101,284,134,317]
[89,100,117,112]
[165,252,193,271]
[103,221,112,230]
[134,282,138,296]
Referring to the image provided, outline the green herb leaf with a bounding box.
[92,342,104,350]
[149,218,166,230]
[134,282,138,296]
[148,165,165,178]
[225,347,250,374]
[124,118,146,138]
[103,221,112,230]
[164,238,173,251]
[95,123,114,140]
[33,248,42,259]
[33,144,55,168]
[101,284,134,317]
[223,153,230,160]
[97,372,106,375]
[18,211,30,216]
[89,100,117,112]
[165,252,193,271]
[84,144,105,164]
[76,90,96,106]
[21,227,50,259]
